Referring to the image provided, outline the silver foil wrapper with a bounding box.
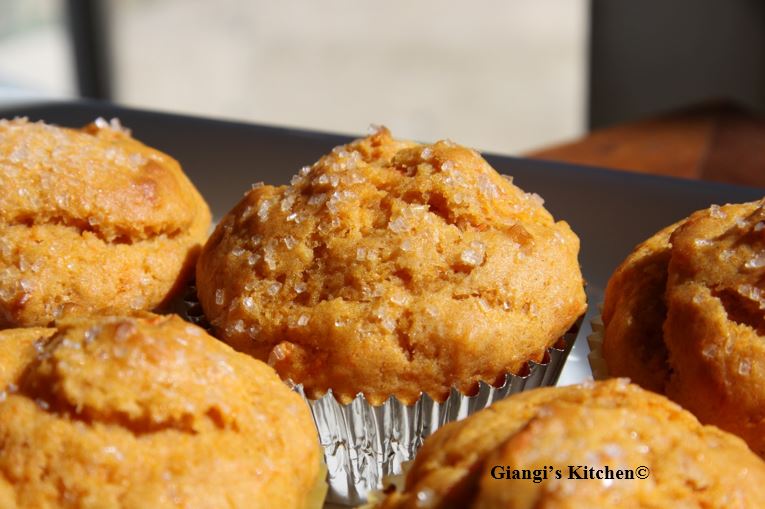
[294,323,579,506]
[182,283,579,506]
[587,312,608,380]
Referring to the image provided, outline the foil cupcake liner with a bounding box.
[294,322,580,506]
[586,309,608,381]
[182,282,580,506]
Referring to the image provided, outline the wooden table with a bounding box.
[526,102,765,190]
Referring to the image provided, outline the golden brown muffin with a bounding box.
[601,222,680,392]
[0,117,211,328]
[197,127,586,404]
[0,314,323,509]
[664,200,765,457]
[372,379,765,509]
[602,199,765,456]
[0,327,54,388]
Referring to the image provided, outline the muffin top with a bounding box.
[0,117,206,241]
[197,127,586,404]
[0,118,211,327]
[602,199,765,457]
[0,314,322,509]
[664,200,765,456]
[372,379,765,509]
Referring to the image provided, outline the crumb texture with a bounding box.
[196,128,586,404]
[0,314,321,509]
[0,118,211,327]
[602,199,765,456]
[373,380,765,509]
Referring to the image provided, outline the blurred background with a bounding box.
[0,0,587,153]
[1,0,765,161]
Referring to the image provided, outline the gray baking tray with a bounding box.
[2,100,762,387]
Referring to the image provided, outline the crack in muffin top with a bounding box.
[603,199,765,457]
[0,314,321,509]
[0,117,211,327]
[197,127,586,404]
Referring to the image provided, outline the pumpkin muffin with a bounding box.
[602,199,765,456]
[196,127,586,405]
[0,314,324,509]
[371,379,765,509]
[0,117,211,328]
[600,222,680,393]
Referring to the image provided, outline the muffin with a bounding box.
[197,127,585,403]
[600,199,765,456]
[371,379,765,508]
[0,314,324,509]
[598,222,680,392]
[0,117,211,328]
[195,127,586,503]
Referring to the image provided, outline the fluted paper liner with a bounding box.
[183,283,580,506]
[293,323,579,506]
[587,308,609,380]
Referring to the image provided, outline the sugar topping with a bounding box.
[204,127,578,381]
[477,174,499,199]
[269,344,287,363]
[737,284,765,309]
[263,241,277,270]
[744,252,765,270]
[460,240,486,266]
[709,204,726,219]
[702,343,718,358]
[257,199,273,222]
[694,238,713,247]
[308,193,327,207]
[381,316,396,332]
[527,192,545,206]
[718,249,733,262]
[94,117,130,134]
[282,235,296,250]
[267,281,282,296]
[388,216,410,234]
[280,193,296,212]
[390,293,409,306]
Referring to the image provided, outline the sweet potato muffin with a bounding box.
[0,314,323,509]
[0,326,54,388]
[600,222,680,393]
[0,117,211,327]
[664,200,765,456]
[371,379,765,509]
[602,199,765,456]
[197,127,586,404]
